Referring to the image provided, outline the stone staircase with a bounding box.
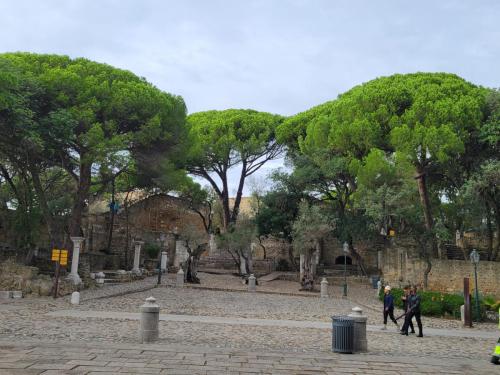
[445,244,466,260]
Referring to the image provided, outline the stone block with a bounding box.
[0,290,12,299]
[12,290,23,298]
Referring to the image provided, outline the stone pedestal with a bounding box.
[68,237,84,285]
[176,269,184,288]
[321,278,329,298]
[348,306,368,352]
[140,297,160,343]
[132,241,144,275]
[71,291,80,305]
[248,274,256,292]
[160,252,168,272]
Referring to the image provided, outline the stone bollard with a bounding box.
[96,272,105,286]
[248,274,256,292]
[71,291,80,305]
[140,296,160,343]
[348,306,368,352]
[0,291,12,299]
[321,278,329,298]
[12,291,23,299]
[176,269,184,288]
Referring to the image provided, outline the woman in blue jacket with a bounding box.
[382,286,400,331]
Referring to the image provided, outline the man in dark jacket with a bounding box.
[382,286,399,331]
[401,286,415,334]
[401,285,423,337]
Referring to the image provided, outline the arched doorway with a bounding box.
[335,255,352,265]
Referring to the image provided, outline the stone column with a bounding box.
[160,251,168,272]
[209,233,218,256]
[132,241,144,275]
[348,306,368,352]
[68,237,84,285]
[320,278,329,298]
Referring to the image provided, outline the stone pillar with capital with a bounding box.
[132,241,144,274]
[68,237,84,285]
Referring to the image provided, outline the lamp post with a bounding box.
[469,249,481,321]
[343,242,348,297]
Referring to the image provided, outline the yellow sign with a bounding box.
[51,249,69,266]
[51,249,60,261]
[389,229,396,237]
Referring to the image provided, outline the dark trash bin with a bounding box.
[371,276,380,289]
[331,316,354,354]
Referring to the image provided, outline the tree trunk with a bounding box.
[485,202,493,261]
[300,249,314,291]
[416,169,433,231]
[69,160,92,238]
[124,191,131,268]
[28,165,56,247]
[106,178,116,254]
[423,256,431,290]
[186,254,201,283]
[221,177,231,231]
[230,160,247,224]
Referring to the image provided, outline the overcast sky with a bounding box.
[1,0,499,195]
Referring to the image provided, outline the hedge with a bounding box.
[378,287,487,319]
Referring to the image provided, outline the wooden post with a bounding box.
[464,277,472,327]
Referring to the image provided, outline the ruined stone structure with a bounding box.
[83,194,208,270]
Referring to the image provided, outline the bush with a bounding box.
[378,287,465,318]
[144,243,160,259]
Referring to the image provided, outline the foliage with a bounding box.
[291,202,333,255]
[0,52,187,244]
[187,109,284,229]
[144,242,161,259]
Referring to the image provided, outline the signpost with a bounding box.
[52,249,68,299]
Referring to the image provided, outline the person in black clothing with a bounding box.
[401,286,415,334]
[382,286,400,331]
[401,285,423,337]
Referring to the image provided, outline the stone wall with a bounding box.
[381,249,500,297]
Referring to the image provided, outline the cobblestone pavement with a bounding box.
[0,339,497,374]
[1,273,498,374]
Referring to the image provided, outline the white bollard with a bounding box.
[321,278,329,298]
[248,274,256,292]
[139,296,160,343]
[71,291,80,305]
[96,272,105,286]
[176,268,184,288]
[348,306,368,353]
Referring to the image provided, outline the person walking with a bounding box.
[401,285,423,337]
[382,286,399,331]
[401,286,415,334]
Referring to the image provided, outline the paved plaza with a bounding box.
[0,273,498,374]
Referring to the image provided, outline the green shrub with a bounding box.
[378,287,466,319]
[420,298,444,316]
[144,243,160,259]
